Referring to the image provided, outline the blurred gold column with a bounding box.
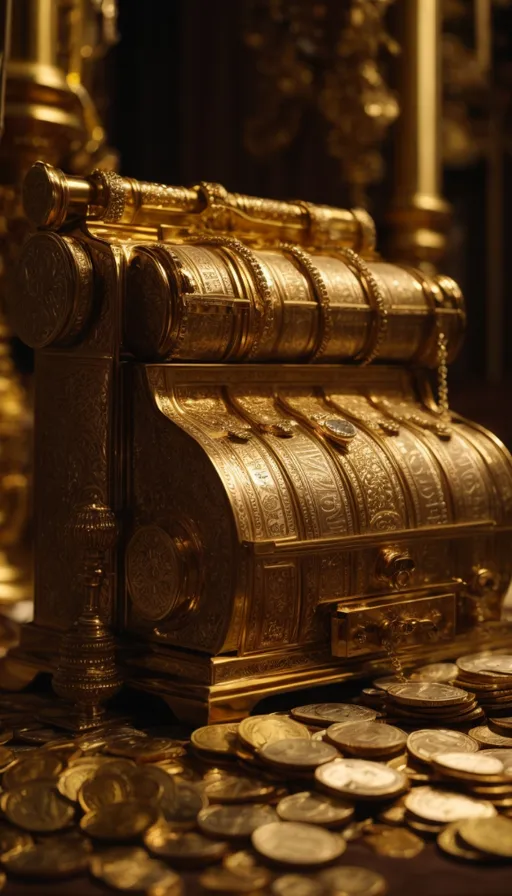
[0,0,117,613]
[388,0,451,270]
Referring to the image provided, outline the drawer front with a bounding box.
[331,591,456,659]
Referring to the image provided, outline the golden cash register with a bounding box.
[8,161,512,723]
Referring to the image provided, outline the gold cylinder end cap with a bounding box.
[126,249,174,359]
[126,524,200,626]
[10,232,93,349]
[22,162,91,229]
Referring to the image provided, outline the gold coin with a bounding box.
[386,683,469,707]
[458,815,512,857]
[373,676,406,691]
[205,774,276,803]
[437,822,489,862]
[326,721,406,757]
[290,704,377,726]
[259,737,338,770]
[317,865,387,896]
[238,716,309,751]
[488,716,512,735]
[145,822,228,866]
[79,771,133,813]
[105,734,186,762]
[198,803,277,840]
[0,731,13,747]
[141,765,177,801]
[191,723,240,757]
[0,820,33,856]
[468,725,512,748]
[2,752,63,789]
[128,769,163,802]
[365,825,424,858]
[410,663,458,683]
[160,781,205,827]
[1,781,75,832]
[431,751,508,780]
[252,820,345,867]
[480,655,512,675]
[2,839,90,878]
[407,728,479,764]
[272,874,325,896]
[315,758,408,801]
[276,790,354,827]
[80,799,160,841]
[90,845,182,893]
[199,866,267,893]
[479,748,512,771]
[404,786,496,823]
[377,798,407,826]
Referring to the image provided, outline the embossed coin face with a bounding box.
[80,800,160,841]
[480,656,512,675]
[238,716,309,751]
[315,759,408,800]
[79,771,132,813]
[197,803,277,840]
[317,865,387,896]
[272,875,325,896]
[456,652,502,677]
[276,791,354,827]
[410,662,458,682]
[145,825,228,866]
[480,749,512,771]
[1,782,75,832]
[105,735,185,762]
[205,775,276,803]
[160,781,205,827]
[191,724,240,756]
[90,846,182,893]
[326,722,407,756]
[386,683,468,707]
[432,752,507,778]
[259,738,338,770]
[404,786,497,823]
[291,703,377,726]
[458,816,512,857]
[468,725,512,748]
[407,729,479,764]
[3,752,63,790]
[2,839,91,879]
[252,821,345,867]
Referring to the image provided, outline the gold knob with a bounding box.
[471,566,499,596]
[376,547,415,590]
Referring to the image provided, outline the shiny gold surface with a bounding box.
[7,163,512,724]
[388,0,451,268]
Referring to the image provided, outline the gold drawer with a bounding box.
[331,590,456,659]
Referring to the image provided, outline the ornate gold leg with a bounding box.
[52,503,122,731]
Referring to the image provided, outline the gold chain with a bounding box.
[381,634,407,683]
[437,330,449,417]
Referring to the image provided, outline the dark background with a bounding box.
[104,0,511,445]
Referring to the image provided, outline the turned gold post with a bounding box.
[388,0,451,270]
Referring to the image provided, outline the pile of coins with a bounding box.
[383,682,484,728]
[0,655,510,890]
[456,653,512,719]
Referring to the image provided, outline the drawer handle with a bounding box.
[376,547,415,590]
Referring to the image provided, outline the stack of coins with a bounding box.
[324,721,407,761]
[383,682,484,727]
[403,785,496,837]
[456,653,512,717]
[430,751,512,808]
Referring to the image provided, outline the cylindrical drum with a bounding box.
[125,238,466,366]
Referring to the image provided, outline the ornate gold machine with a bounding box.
[7,161,512,724]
